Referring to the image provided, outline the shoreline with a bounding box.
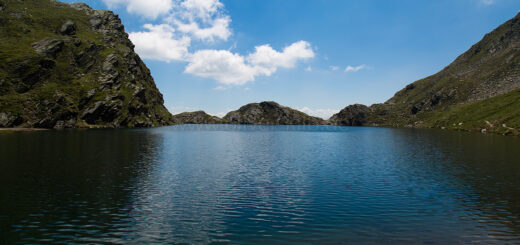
[0,128,48,132]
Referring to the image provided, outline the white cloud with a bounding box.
[247,41,315,75]
[480,0,494,5]
[185,49,257,85]
[330,66,339,71]
[299,107,339,120]
[184,41,314,85]
[167,0,231,41]
[345,64,367,72]
[213,111,228,118]
[129,24,191,62]
[124,0,231,61]
[173,16,231,41]
[102,0,173,19]
[181,0,223,21]
[110,0,315,86]
[209,108,232,118]
[305,66,312,72]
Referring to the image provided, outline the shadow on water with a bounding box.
[0,129,164,243]
[0,125,519,244]
[379,128,520,241]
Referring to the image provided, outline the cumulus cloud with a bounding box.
[167,0,231,41]
[345,64,367,72]
[102,0,173,19]
[181,0,223,21]
[305,66,312,72]
[299,107,339,120]
[184,41,314,85]
[126,0,231,62]
[330,66,339,71]
[129,24,191,62]
[173,16,231,41]
[247,41,315,74]
[185,49,258,85]
[116,0,315,85]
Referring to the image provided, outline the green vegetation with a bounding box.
[424,89,520,135]
[0,0,173,128]
[331,12,520,136]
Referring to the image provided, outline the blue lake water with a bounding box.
[1,124,520,244]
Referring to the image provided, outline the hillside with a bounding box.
[330,12,520,136]
[223,101,325,125]
[172,111,224,124]
[0,0,173,128]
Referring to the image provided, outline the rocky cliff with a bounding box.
[223,101,325,125]
[330,12,520,135]
[0,0,173,128]
[172,111,224,124]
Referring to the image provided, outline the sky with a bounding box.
[62,0,520,119]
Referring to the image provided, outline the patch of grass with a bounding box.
[422,89,520,135]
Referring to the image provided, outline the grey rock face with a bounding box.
[173,111,224,124]
[70,3,91,11]
[0,112,9,126]
[223,101,325,125]
[329,104,371,126]
[32,38,64,59]
[60,20,77,35]
[0,1,173,129]
[0,112,22,127]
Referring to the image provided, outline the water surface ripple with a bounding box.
[1,125,520,244]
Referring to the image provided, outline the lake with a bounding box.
[1,125,520,244]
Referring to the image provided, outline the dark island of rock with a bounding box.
[0,0,173,129]
[172,111,224,124]
[173,101,326,125]
[223,101,325,125]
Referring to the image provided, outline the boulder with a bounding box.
[32,38,64,59]
[60,20,76,35]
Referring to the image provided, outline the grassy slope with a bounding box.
[0,0,102,115]
[363,13,520,136]
[422,88,520,135]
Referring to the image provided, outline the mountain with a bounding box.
[223,101,325,125]
[330,12,520,136]
[0,0,173,128]
[172,111,224,124]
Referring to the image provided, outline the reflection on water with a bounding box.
[0,125,519,244]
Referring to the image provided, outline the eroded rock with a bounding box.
[32,38,64,59]
[60,20,76,35]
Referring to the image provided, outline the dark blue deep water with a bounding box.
[1,125,520,244]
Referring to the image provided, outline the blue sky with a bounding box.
[63,0,520,118]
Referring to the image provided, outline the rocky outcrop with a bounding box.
[329,104,371,126]
[223,101,325,125]
[60,20,76,35]
[173,111,224,124]
[0,0,173,128]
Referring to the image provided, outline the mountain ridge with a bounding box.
[330,12,520,136]
[172,101,326,125]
